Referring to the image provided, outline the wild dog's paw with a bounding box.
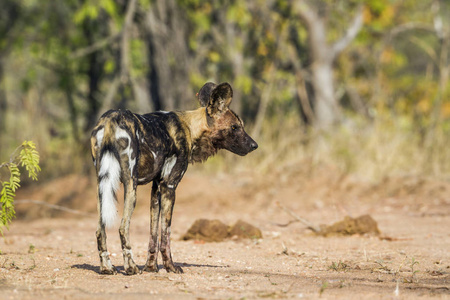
[142,263,159,273]
[123,255,141,275]
[99,265,118,275]
[165,263,184,274]
[125,265,141,275]
[99,253,117,275]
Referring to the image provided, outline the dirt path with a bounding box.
[1,170,449,299]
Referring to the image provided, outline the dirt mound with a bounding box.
[318,214,380,236]
[181,219,229,242]
[229,219,263,239]
[182,219,262,242]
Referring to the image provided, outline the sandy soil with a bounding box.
[1,165,449,299]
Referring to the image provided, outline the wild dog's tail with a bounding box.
[95,117,121,229]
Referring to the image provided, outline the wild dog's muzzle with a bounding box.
[248,138,258,152]
[232,133,258,156]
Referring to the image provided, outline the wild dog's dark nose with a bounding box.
[250,141,258,151]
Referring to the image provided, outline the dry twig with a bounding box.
[275,201,321,233]
[15,200,95,217]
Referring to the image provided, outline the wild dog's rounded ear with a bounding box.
[197,82,217,107]
[207,82,233,116]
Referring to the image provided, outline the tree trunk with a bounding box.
[83,29,105,132]
[144,29,162,111]
[140,0,191,111]
[311,62,337,129]
[294,3,363,130]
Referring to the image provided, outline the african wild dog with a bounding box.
[90,82,258,275]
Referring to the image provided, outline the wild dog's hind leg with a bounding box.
[143,181,161,272]
[119,179,140,275]
[96,190,117,275]
[160,184,183,274]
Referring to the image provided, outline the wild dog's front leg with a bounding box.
[143,181,161,272]
[119,180,140,275]
[160,184,183,274]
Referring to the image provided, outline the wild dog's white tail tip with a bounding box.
[98,152,121,228]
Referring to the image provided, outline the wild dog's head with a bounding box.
[197,82,258,156]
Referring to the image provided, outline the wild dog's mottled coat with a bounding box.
[91,82,258,275]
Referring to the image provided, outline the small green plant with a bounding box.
[409,257,420,282]
[374,259,391,272]
[28,258,36,271]
[328,260,348,272]
[0,141,40,234]
[319,281,328,296]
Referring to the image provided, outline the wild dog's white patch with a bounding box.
[100,251,110,260]
[137,131,145,143]
[129,156,136,174]
[167,184,174,189]
[123,248,133,258]
[115,127,130,142]
[151,150,157,160]
[161,155,177,180]
[96,128,105,146]
[99,152,121,228]
[159,111,170,114]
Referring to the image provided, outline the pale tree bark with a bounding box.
[252,63,276,139]
[225,21,245,116]
[293,3,363,130]
[430,0,449,129]
[426,0,449,173]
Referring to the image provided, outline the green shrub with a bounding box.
[0,141,40,234]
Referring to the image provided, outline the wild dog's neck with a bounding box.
[177,108,208,142]
[176,108,217,163]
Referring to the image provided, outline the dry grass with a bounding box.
[205,114,450,184]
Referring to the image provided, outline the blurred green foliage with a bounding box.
[0,0,449,180]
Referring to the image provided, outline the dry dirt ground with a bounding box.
[1,164,449,299]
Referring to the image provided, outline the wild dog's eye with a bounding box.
[231,125,238,131]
